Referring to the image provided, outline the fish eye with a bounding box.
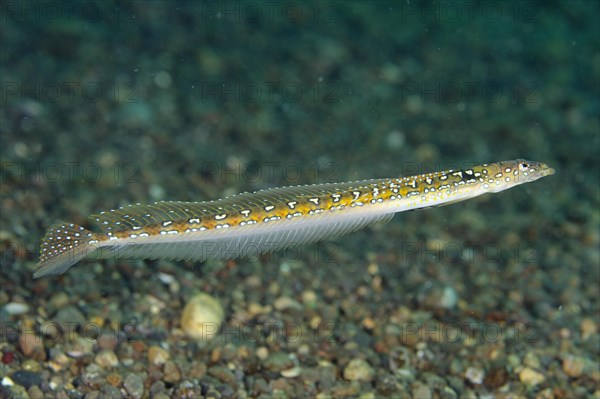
[519,162,529,170]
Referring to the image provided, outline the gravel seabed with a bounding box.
[1,2,598,398]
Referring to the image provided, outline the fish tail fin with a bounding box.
[34,221,100,278]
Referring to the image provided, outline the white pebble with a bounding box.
[4,302,30,315]
[440,286,458,309]
[465,367,484,385]
[180,293,224,341]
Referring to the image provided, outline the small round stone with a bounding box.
[208,366,236,385]
[147,346,170,366]
[9,370,43,389]
[301,290,318,307]
[465,367,484,385]
[256,347,269,360]
[263,352,294,372]
[562,355,586,378]
[163,361,181,383]
[27,385,44,399]
[106,373,122,386]
[581,318,597,340]
[412,383,432,399]
[273,296,302,311]
[343,358,374,382]
[180,293,224,341]
[4,302,30,315]
[440,286,458,309]
[94,349,119,368]
[123,373,144,399]
[20,333,45,361]
[281,366,302,378]
[519,367,545,386]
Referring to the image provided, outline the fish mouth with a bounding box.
[538,163,555,177]
[529,162,555,181]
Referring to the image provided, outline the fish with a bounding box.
[34,159,554,278]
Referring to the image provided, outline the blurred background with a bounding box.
[1,1,598,398]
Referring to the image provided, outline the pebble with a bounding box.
[106,373,122,386]
[85,391,100,399]
[280,366,302,378]
[441,386,458,399]
[10,370,43,389]
[163,360,181,383]
[263,352,294,372]
[386,130,405,149]
[7,385,29,399]
[248,302,272,316]
[439,286,458,309]
[180,293,224,341]
[208,366,237,386]
[523,352,541,369]
[123,373,144,399]
[362,317,376,330]
[4,302,30,315]
[412,382,432,399]
[273,296,302,311]
[581,317,597,340]
[343,358,375,382]
[89,315,105,329]
[301,290,318,307]
[331,381,361,397]
[66,336,94,358]
[27,385,44,399]
[54,306,87,330]
[465,367,485,385]
[256,347,269,360]
[48,292,69,309]
[150,381,166,397]
[94,349,119,368]
[100,383,123,399]
[562,355,586,378]
[21,359,41,372]
[147,346,170,365]
[20,333,46,361]
[1,376,14,386]
[188,363,207,379]
[149,184,165,200]
[519,367,546,386]
[97,334,118,351]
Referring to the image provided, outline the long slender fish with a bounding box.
[34,159,554,278]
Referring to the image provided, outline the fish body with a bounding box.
[34,159,554,278]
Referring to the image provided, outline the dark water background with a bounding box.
[1,1,598,398]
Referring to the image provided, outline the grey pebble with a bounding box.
[123,373,144,399]
[10,370,43,388]
[208,366,237,386]
[217,383,236,398]
[441,385,458,399]
[262,352,294,372]
[54,306,86,330]
[7,385,29,399]
[27,385,44,399]
[149,380,166,396]
[412,382,432,399]
[100,384,123,399]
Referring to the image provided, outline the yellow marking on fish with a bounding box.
[34,159,554,278]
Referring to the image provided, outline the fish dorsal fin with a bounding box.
[89,180,385,233]
[90,201,219,233]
